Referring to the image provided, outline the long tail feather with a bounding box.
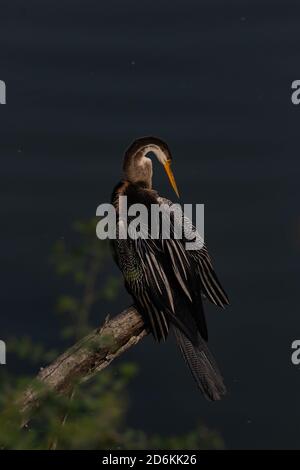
[173,326,226,401]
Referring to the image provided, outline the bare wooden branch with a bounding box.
[19,306,147,423]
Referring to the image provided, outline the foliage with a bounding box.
[51,218,121,340]
[0,219,224,450]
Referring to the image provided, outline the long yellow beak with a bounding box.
[164,159,180,198]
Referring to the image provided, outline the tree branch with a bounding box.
[19,306,147,424]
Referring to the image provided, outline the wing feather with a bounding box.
[113,191,228,344]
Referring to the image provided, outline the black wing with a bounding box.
[112,196,228,343]
[158,196,229,308]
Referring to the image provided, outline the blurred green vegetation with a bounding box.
[0,219,224,450]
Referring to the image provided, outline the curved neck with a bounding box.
[123,145,154,188]
[123,143,170,188]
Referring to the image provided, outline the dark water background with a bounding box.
[1,0,300,449]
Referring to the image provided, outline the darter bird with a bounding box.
[111,137,229,400]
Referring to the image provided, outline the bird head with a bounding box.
[123,136,180,198]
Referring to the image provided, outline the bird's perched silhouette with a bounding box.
[110,137,229,400]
